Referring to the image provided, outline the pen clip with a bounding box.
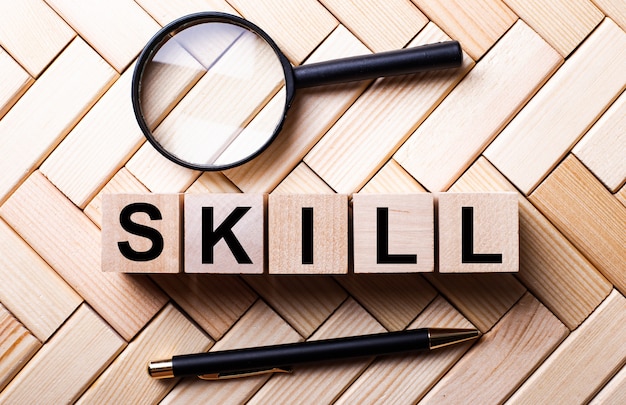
[198,366,293,380]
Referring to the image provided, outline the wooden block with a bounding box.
[46,0,160,72]
[161,300,302,405]
[0,0,75,77]
[0,304,126,404]
[485,18,626,194]
[84,168,149,228]
[410,0,517,60]
[268,194,348,274]
[135,0,237,26]
[360,159,427,193]
[336,274,438,331]
[272,163,335,194]
[125,140,201,193]
[226,0,338,64]
[530,155,626,294]
[102,193,182,273]
[618,184,626,207]
[336,296,475,404]
[352,193,434,273]
[0,304,40,391]
[395,21,562,192]
[247,298,385,405]
[451,157,612,330]
[319,0,427,51]
[0,38,117,204]
[573,91,626,192]
[243,275,347,337]
[590,363,626,405]
[224,25,371,193]
[421,293,568,404]
[509,290,626,404]
[425,273,526,333]
[503,0,603,56]
[151,274,256,340]
[438,192,519,273]
[0,172,168,340]
[77,304,212,404]
[304,23,474,194]
[40,68,145,208]
[0,218,82,341]
[184,193,265,273]
[0,48,32,119]
[186,171,240,194]
[592,1,626,31]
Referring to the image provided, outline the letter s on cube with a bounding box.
[102,193,182,273]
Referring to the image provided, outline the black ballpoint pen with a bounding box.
[148,328,479,380]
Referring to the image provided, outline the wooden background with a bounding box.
[0,0,625,403]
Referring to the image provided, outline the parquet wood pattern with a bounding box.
[0,1,624,403]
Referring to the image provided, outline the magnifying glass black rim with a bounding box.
[131,12,296,172]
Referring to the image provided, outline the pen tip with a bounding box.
[428,328,480,350]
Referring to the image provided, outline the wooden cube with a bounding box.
[352,193,434,273]
[268,194,348,274]
[438,192,518,273]
[102,193,182,273]
[184,193,265,273]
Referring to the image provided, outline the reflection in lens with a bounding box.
[138,21,287,169]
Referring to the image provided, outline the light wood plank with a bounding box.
[617,183,626,206]
[319,0,427,51]
[410,0,517,60]
[224,25,372,193]
[136,0,237,26]
[0,48,32,119]
[243,275,347,337]
[305,23,474,194]
[485,18,626,194]
[272,163,335,194]
[425,273,526,333]
[395,20,562,192]
[336,296,476,404]
[0,304,40,391]
[504,0,603,56]
[226,0,338,64]
[590,364,626,405]
[573,90,626,192]
[0,218,82,341]
[186,172,240,194]
[46,0,160,72]
[360,159,428,193]
[452,157,612,330]
[161,300,302,405]
[150,274,256,340]
[592,0,626,31]
[0,0,75,77]
[508,290,626,404]
[77,304,212,404]
[422,293,568,403]
[0,304,126,404]
[0,38,117,204]
[530,155,626,295]
[40,68,145,208]
[0,171,168,341]
[247,298,385,405]
[336,274,437,331]
[84,168,149,228]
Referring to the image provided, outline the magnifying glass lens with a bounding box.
[137,20,288,170]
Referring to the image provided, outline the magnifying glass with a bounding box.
[132,12,462,171]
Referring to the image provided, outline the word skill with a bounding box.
[102,192,519,274]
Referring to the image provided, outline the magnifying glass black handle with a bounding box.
[293,41,462,88]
